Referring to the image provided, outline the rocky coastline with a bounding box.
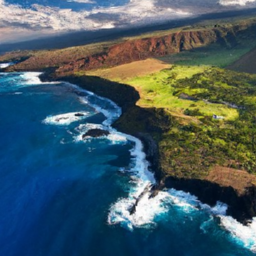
[40,72,256,225]
[2,15,256,224]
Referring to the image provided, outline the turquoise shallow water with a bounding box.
[0,71,255,256]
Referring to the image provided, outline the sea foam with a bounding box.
[0,63,13,69]
[20,72,43,85]
[43,112,92,125]
[220,216,256,252]
[75,123,127,144]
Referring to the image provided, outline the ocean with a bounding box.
[0,69,255,256]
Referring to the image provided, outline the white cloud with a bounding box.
[0,0,191,31]
[66,0,95,3]
[219,0,256,5]
[0,0,255,33]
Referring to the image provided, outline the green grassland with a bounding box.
[123,66,256,178]
[159,39,256,68]
[127,66,239,120]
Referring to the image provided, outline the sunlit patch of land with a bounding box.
[125,65,239,121]
[83,58,170,81]
[207,166,256,195]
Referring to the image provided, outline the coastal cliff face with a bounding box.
[165,176,256,223]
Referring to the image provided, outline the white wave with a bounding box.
[219,0,256,5]
[76,123,103,132]
[107,132,127,144]
[43,111,91,125]
[0,63,13,69]
[74,123,127,144]
[200,201,228,216]
[20,72,43,85]
[83,95,120,127]
[66,82,121,127]
[108,190,170,230]
[107,133,158,230]
[0,72,59,92]
[220,216,256,252]
[167,188,199,211]
[108,185,227,231]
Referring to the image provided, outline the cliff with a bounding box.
[55,23,256,74]
[4,19,256,73]
[56,30,217,73]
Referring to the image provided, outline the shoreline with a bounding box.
[3,67,256,248]
[1,69,256,256]
[39,72,256,225]
[0,64,255,225]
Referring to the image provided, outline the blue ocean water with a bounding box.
[0,70,255,256]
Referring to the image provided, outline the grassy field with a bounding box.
[125,66,239,121]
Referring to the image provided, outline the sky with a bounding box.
[0,0,256,43]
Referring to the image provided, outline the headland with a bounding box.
[1,12,256,224]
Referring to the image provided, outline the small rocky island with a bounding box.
[82,129,110,138]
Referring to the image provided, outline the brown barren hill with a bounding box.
[85,59,170,81]
[206,166,256,195]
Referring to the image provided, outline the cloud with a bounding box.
[219,0,256,5]
[66,0,95,3]
[0,0,255,32]
[0,0,192,31]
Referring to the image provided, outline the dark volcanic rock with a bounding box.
[75,113,85,117]
[164,176,256,224]
[82,129,110,138]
